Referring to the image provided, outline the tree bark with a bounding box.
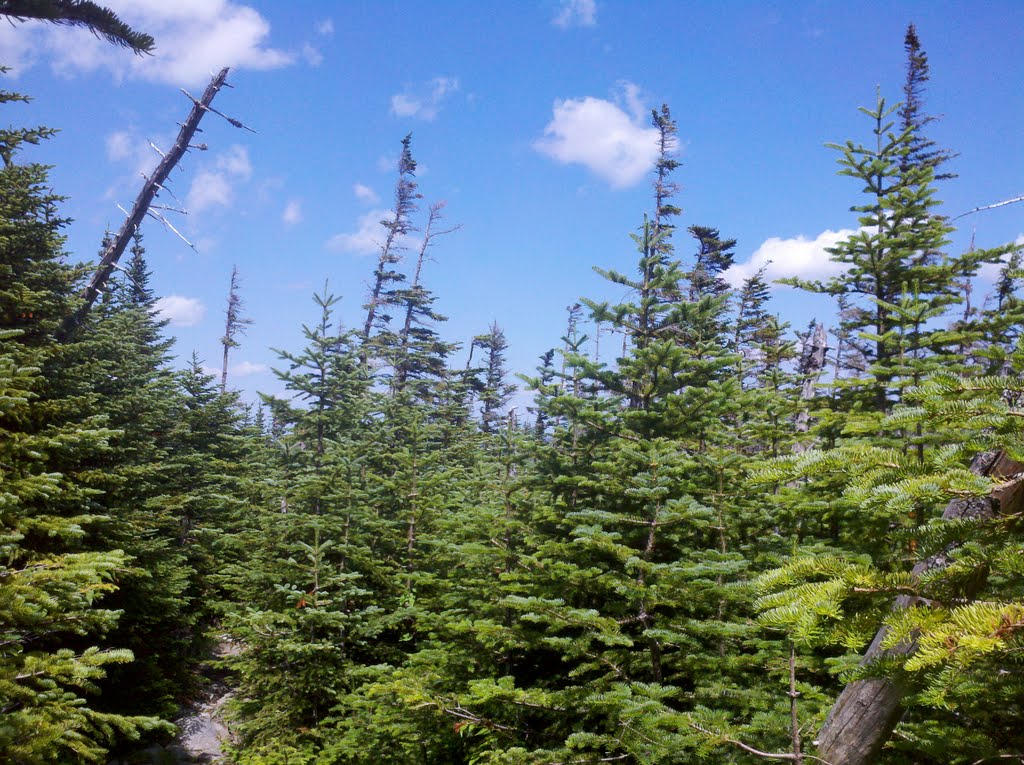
[814,450,1024,765]
[57,67,231,342]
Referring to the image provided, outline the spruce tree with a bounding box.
[362,134,419,364]
[0,81,166,762]
[899,24,956,180]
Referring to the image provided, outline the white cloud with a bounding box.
[354,183,380,204]
[390,76,460,121]
[5,0,292,86]
[186,144,252,214]
[187,170,233,213]
[534,82,659,188]
[316,19,334,37]
[0,23,35,76]
[105,128,162,179]
[326,209,392,256]
[231,360,269,377]
[106,130,135,161]
[724,228,857,288]
[215,144,252,178]
[301,42,323,67]
[282,199,303,225]
[155,295,206,326]
[553,0,597,28]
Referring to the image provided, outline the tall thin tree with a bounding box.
[220,264,253,391]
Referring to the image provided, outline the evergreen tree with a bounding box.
[362,134,420,364]
[0,81,166,762]
[476,322,516,434]
[899,23,956,180]
[687,224,736,302]
[390,201,460,401]
[0,0,155,53]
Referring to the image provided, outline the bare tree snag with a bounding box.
[792,321,828,452]
[57,67,235,342]
[220,264,253,391]
[814,450,1024,765]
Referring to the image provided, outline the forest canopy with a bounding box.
[1,6,1023,765]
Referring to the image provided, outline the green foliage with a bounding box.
[0,0,155,54]
[8,25,1024,765]
[0,85,168,761]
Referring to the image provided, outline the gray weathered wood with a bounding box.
[57,67,231,342]
[814,450,1023,765]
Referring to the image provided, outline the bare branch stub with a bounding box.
[57,67,243,342]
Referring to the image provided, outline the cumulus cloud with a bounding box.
[105,129,162,178]
[0,24,35,76]
[186,145,252,214]
[353,183,380,204]
[724,228,857,288]
[534,81,659,188]
[316,19,334,37]
[106,130,138,161]
[390,77,460,121]
[300,43,324,67]
[553,0,597,28]
[3,0,292,85]
[326,209,391,255]
[216,144,253,178]
[282,199,303,225]
[231,360,269,377]
[155,295,206,326]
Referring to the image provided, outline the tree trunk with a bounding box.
[58,68,232,342]
[814,450,1024,765]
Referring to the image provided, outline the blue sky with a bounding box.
[3,0,1022,403]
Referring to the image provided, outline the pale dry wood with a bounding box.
[58,67,235,342]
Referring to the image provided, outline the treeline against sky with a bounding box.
[3,23,1024,765]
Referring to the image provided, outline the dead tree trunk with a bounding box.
[57,67,233,342]
[814,450,1024,765]
[793,321,828,452]
[220,264,252,392]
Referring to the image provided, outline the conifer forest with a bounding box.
[3,5,1024,765]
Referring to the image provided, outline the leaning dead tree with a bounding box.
[58,66,250,342]
[814,450,1024,765]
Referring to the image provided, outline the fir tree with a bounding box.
[0,0,155,53]
[899,23,956,180]
[0,81,166,762]
[362,134,420,363]
[476,322,516,434]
